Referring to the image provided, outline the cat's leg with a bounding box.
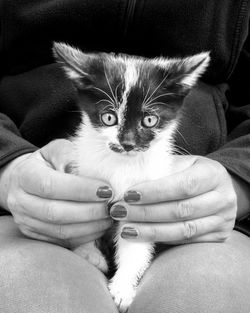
[73,241,108,273]
[109,233,154,313]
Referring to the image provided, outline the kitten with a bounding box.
[53,42,210,313]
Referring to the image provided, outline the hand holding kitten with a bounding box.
[110,155,237,244]
[0,139,113,248]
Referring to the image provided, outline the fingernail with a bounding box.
[124,190,141,203]
[110,205,127,219]
[96,186,112,199]
[121,227,139,239]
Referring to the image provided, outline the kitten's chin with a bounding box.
[122,150,138,157]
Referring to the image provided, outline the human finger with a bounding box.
[124,158,222,204]
[19,157,112,201]
[17,215,112,241]
[120,215,227,242]
[18,192,109,224]
[110,190,224,222]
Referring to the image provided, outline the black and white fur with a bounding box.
[53,42,210,313]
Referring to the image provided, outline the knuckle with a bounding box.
[183,221,197,239]
[149,226,157,242]
[140,205,149,221]
[43,202,56,222]
[176,200,193,219]
[89,206,98,221]
[55,224,68,240]
[39,177,53,197]
[180,174,197,197]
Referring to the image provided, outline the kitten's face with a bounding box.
[53,43,210,156]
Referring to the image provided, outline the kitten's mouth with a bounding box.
[109,143,147,156]
[109,143,138,156]
[109,143,124,153]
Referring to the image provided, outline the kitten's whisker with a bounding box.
[102,104,116,111]
[145,92,175,107]
[173,144,191,155]
[93,87,115,104]
[171,146,188,155]
[144,106,159,115]
[96,99,115,106]
[104,69,117,105]
[144,73,170,105]
[144,101,167,108]
[175,129,190,147]
[142,86,151,107]
[171,149,184,155]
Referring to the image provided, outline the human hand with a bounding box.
[110,156,237,244]
[0,139,113,247]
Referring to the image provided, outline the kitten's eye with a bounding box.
[142,115,158,128]
[101,113,117,126]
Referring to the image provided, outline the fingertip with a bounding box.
[121,225,139,239]
[96,186,113,199]
[110,203,127,220]
[124,190,142,203]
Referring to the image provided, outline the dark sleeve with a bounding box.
[207,31,250,185]
[0,7,37,168]
[0,113,37,168]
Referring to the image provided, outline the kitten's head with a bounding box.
[53,42,210,156]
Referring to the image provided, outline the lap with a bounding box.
[130,230,250,313]
[1,216,250,313]
[0,216,118,313]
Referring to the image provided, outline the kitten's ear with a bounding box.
[155,52,210,93]
[53,42,94,89]
[175,52,210,88]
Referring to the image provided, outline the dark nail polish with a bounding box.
[110,205,127,219]
[121,227,139,239]
[124,190,141,203]
[96,186,112,199]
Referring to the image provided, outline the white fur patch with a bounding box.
[118,59,139,127]
[71,115,178,312]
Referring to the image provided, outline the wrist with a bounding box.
[0,153,32,211]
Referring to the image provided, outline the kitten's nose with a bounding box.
[121,143,135,152]
[120,131,136,152]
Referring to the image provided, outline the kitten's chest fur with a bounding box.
[71,123,175,201]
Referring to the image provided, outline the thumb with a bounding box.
[34,139,75,173]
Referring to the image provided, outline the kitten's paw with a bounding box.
[73,245,108,273]
[108,280,136,313]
